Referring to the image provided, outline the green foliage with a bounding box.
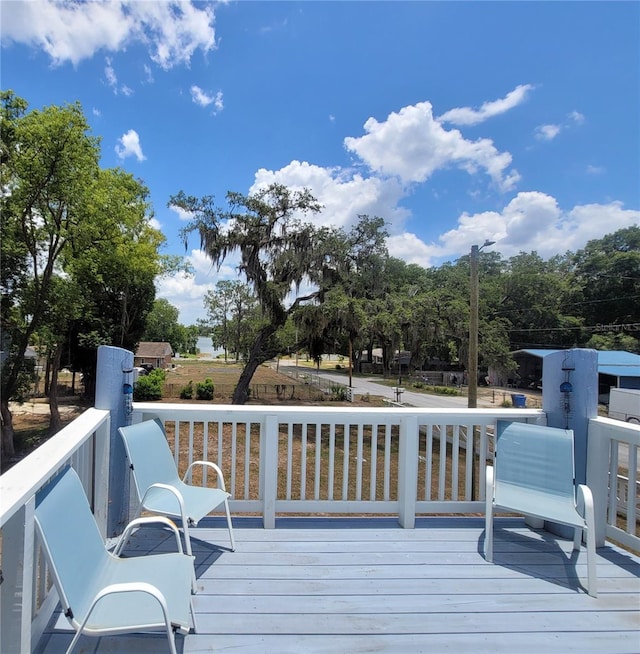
[133,368,166,401]
[142,299,198,355]
[180,380,194,400]
[196,378,215,400]
[411,382,459,396]
[330,385,348,401]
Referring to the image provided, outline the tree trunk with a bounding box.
[48,346,63,435]
[231,324,278,404]
[1,399,16,459]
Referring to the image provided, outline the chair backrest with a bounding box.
[34,467,110,615]
[118,419,181,501]
[495,420,576,499]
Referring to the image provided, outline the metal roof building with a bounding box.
[511,349,640,398]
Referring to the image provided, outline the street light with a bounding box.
[468,239,495,408]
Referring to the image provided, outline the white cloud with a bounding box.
[569,110,585,124]
[191,86,223,112]
[251,160,409,231]
[438,193,640,260]
[105,57,118,91]
[438,84,534,126]
[156,249,240,325]
[387,232,442,266]
[115,129,146,162]
[535,111,585,142]
[535,124,561,141]
[104,57,133,96]
[0,0,217,69]
[586,164,605,175]
[344,101,520,192]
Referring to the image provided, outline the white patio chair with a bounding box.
[34,467,196,654]
[119,418,235,559]
[485,420,597,597]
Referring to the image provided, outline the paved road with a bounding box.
[276,362,498,408]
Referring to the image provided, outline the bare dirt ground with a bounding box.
[4,360,379,471]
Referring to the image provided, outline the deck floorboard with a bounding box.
[36,517,640,654]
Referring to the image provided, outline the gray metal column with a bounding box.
[95,345,133,536]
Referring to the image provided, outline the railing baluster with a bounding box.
[202,422,209,486]
[286,423,294,500]
[328,422,336,500]
[314,422,321,500]
[370,423,378,501]
[452,425,460,501]
[342,422,350,500]
[384,423,391,501]
[425,424,433,501]
[438,424,447,501]
[356,423,364,501]
[244,421,251,500]
[301,423,308,500]
[231,422,237,498]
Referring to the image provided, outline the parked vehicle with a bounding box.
[608,388,640,424]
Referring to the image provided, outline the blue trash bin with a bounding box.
[511,393,526,408]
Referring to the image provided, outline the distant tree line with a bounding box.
[174,185,639,405]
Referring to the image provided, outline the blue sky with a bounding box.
[3,1,639,325]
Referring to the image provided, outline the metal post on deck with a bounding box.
[95,345,134,537]
[542,348,599,538]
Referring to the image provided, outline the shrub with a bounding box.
[134,375,162,401]
[180,380,194,400]
[330,385,348,401]
[196,378,215,400]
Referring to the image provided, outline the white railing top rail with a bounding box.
[133,402,544,424]
[0,407,110,528]
[589,415,640,447]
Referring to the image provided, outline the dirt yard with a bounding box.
[4,359,379,471]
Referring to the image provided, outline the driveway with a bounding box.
[276,362,503,409]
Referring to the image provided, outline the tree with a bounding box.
[142,298,198,354]
[1,94,100,455]
[61,167,163,398]
[204,280,257,362]
[571,226,640,352]
[1,95,166,454]
[171,183,335,403]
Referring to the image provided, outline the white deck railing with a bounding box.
[1,403,638,653]
[0,408,110,654]
[132,403,544,526]
[587,416,640,551]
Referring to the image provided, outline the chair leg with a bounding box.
[182,519,198,594]
[578,484,598,598]
[224,497,236,551]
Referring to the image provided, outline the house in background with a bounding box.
[134,342,173,370]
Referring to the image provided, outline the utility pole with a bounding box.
[468,240,495,408]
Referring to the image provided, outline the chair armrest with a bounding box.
[77,581,171,632]
[576,483,594,518]
[140,482,188,517]
[113,516,184,557]
[184,460,228,492]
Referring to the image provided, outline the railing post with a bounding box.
[261,414,279,528]
[95,345,134,537]
[587,419,610,547]
[0,497,35,654]
[398,414,419,528]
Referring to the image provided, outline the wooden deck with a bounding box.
[36,517,640,654]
